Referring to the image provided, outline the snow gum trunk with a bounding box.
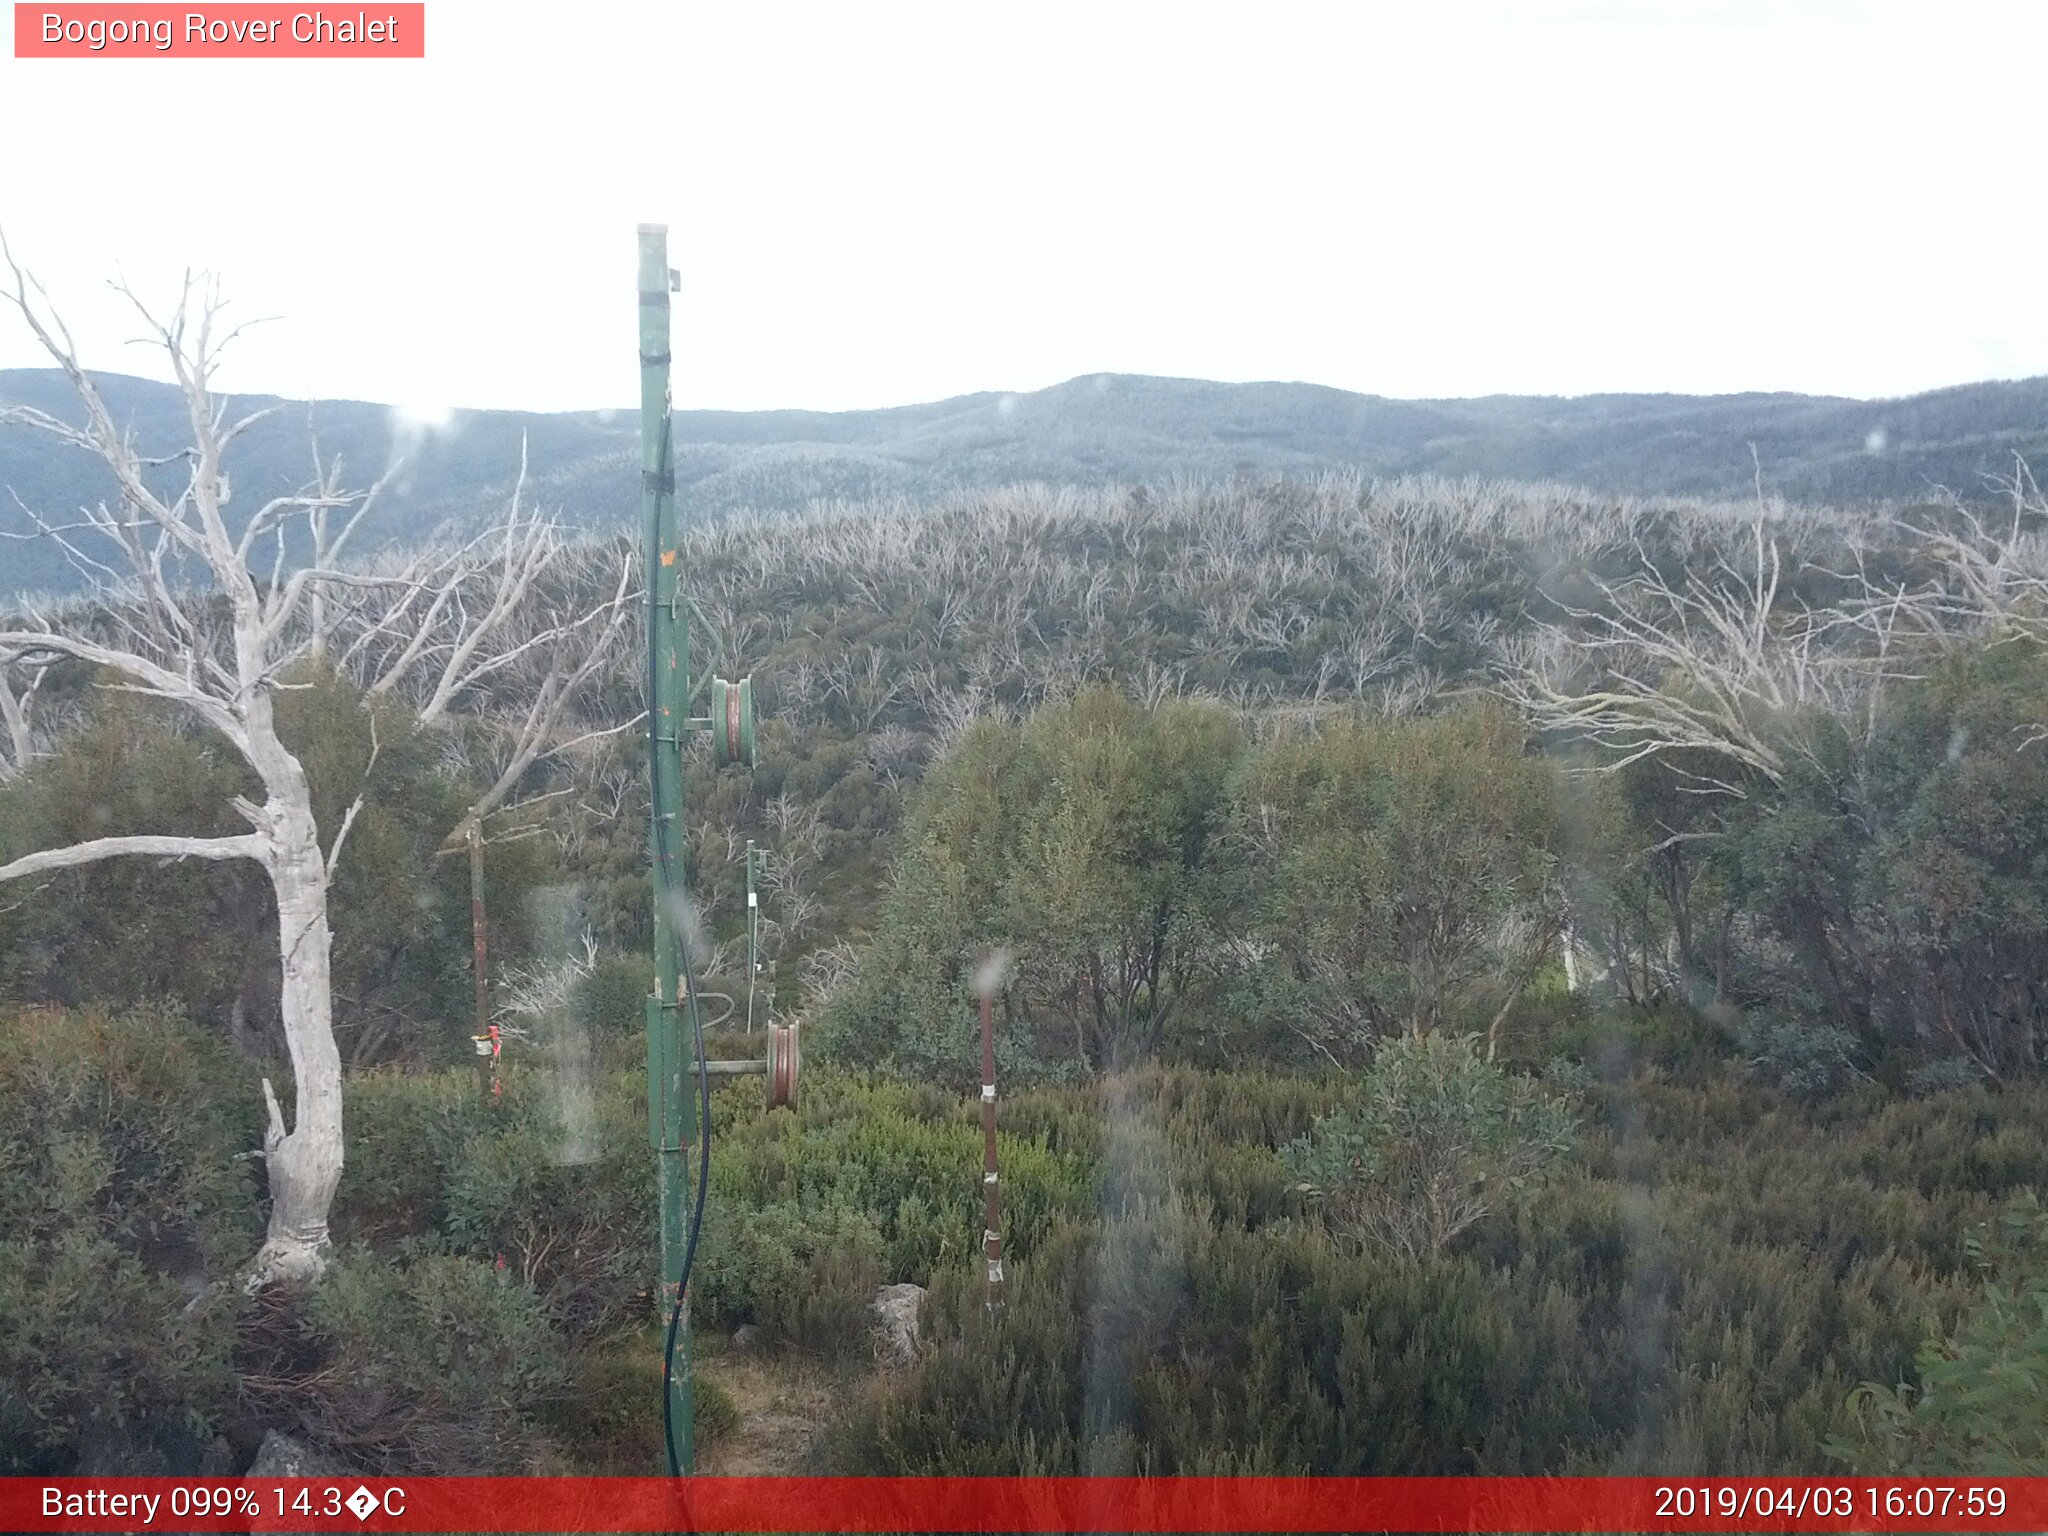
[247,803,344,1289]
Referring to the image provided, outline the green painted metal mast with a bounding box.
[639,222,696,1472]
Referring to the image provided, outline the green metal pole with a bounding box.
[639,222,696,1473]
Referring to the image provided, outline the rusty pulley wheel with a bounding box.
[711,676,756,768]
[765,1021,799,1109]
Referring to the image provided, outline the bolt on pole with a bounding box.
[639,221,696,1473]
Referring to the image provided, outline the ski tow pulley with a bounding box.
[711,676,756,767]
[766,1022,799,1110]
[700,1018,801,1110]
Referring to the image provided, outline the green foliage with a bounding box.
[1851,646,2048,1077]
[336,1058,652,1341]
[12,996,2048,1477]
[1831,1192,2048,1474]
[547,1333,665,1471]
[830,694,1567,1080]
[833,1057,2048,1477]
[1284,1033,1577,1258]
[1231,704,1560,1054]
[245,1248,569,1474]
[1736,1011,1865,1103]
[834,1194,1629,1476]
[8,466,2048,1481]
[695,1069,1094,1352]
[822,687,1243,1080]
[576,952,654,1037]
[694,1199,884,1354]
[0,700,253,1023]
[1567,644,2048,1082]
[0,1004,261,1472]
[1707,647,2048,1078]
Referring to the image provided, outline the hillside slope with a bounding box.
[3,368,2044,597]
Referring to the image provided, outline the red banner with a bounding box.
[5,1476,2047,1533]
[12,4,424,57]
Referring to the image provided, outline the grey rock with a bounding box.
[870,1282,927,1367]
[246,1429,343,1478]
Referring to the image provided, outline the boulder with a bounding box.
[870,1282,927,1367]
[246,1429,344,1478]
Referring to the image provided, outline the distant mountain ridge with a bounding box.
[3,367,2045,597]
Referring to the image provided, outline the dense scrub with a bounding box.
[7,997,2046,1475]
[4,471,2046,1476]
[829,1025,2048,1475]
[0,1004,259,1473]
[832,651,2048,1089]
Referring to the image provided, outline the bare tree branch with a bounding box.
[0,832,266,884]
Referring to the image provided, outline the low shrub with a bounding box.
[1831,1192,2048,1475]
[693,1199,884,1356]
[0,1004,260,1473]
[1737,1011,1865,1102]
[239,1247,569,1474]
[1284,1033,1578,1258]
[337,1060,653,1340]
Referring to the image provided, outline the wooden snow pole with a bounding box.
[980,964,1003,1314]
[466,819,501,1102]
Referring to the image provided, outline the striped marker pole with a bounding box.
[979,964,1003,1314]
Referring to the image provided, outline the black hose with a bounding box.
[659,915,711,1478]
[647,412,712,1479]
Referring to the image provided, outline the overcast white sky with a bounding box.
[1,0,2043,415]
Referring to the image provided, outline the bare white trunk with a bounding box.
[246,804,343,1289]
[0,671,35,776]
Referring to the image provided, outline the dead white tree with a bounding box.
[0,248,376,1288]
[1885,462,2048,645]
[338,457,638,845]
[0,653,49,778]
[0,245,629,1288]
[1500,521,1851,794]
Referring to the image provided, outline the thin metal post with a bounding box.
[639,221,695,1472]
[745,839,760,1033]
[467,819,501,1103]
[468,819,488,1045]
[980,970,1003,1314]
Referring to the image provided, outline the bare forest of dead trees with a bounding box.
[10,458,2047,1063]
